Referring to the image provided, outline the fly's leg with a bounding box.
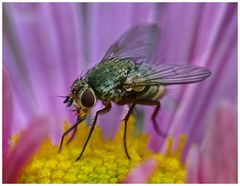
[150,101,167,137]
[58,115,86,153]
[64,107,83,146]
[136,100,167,138]
[66,127,77,145]
[75,102,112,161]
[123,103,136,160]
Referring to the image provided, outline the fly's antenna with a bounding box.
[65,108,78,112]
[54,95,71,105]
[54,95,68,99]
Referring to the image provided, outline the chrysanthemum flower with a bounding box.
[4,67,187,183]
[16,118,187,183]
[3,2,237,183]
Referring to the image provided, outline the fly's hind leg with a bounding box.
[151,101,167,138]
[136,100,167,138]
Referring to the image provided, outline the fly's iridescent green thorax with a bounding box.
[85,58,135,102]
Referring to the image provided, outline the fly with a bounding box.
[58,24,211,161]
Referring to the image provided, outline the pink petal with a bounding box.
[123,159,157,183]
[187,145,203,182]
[3,117,51,183]
[187,100,237,183]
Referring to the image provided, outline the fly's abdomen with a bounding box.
[138,85,166,100]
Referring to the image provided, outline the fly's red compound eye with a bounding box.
[80,89,96,108]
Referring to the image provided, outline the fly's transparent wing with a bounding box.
[124,63,211,87]
[102,24,160,62]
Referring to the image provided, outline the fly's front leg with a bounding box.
[75,101,112,161]
[58,114,86,153]
[66,109,86,145]
[136,100,167,138]
[66,127,77,145]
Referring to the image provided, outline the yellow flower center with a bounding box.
[16,117,186,183]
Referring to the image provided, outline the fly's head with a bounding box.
[64,79,97,112]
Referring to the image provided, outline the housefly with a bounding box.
[59,24,211,161]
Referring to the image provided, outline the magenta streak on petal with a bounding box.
[3,65,13,175]
[3,117,50,183]
[123,159,157,183]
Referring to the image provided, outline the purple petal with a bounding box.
[3,64,13,173]
[3,3,86,141]
[123,159,157,183]
[147,3,237,156]
[187,100,237,183]
[3,117,51,183]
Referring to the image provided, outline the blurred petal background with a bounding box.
[3,2,237,183]
[187,100,237,183]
